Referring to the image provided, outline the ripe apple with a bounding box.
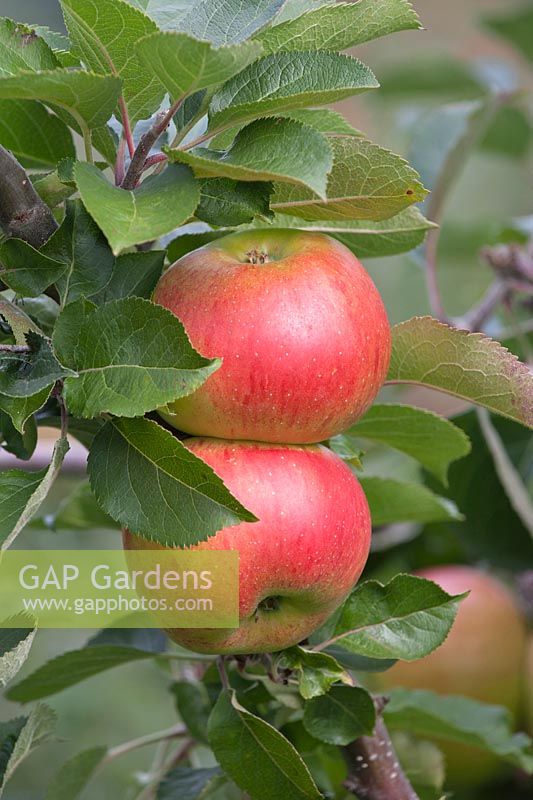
[154,229,391,443]
[123,438,371,654]
[377,565,527,787]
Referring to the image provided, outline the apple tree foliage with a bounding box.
[0,1,532,798]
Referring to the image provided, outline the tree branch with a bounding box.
[0,146,58,247]
[343,706,419,800]
[122,100,183,191]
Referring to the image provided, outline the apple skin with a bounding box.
[154,229,391,444]
[123,438,371,654]
[377,565,527,787]
[526,636,533,735]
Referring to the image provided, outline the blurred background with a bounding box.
[0,1,532,798]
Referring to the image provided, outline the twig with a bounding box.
[119,97,136,158]
[423,93,511,324]
[343,710,419,800]
[216,655,230,689]
[133,738,195,800]
[477,408,533,536]
[102,723,187,766]
[424,227,449,322]
[456,279,509,332]
[0,146,58,247]
[115,136,127,186]
[122,100,183,191]
[343,717,419,800]
[0,343,31,353]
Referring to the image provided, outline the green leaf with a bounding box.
[136,32,262,100]
[0,238,66,297]
[0,69,121,130]
[53,296,219,418]
[0,388,51,434]
[7,645,153,702]
[326,574,462,661]
[384,689,533,772]
[408,101,486,203]
[166,230,227,262]
[197,179,272,226]
[0,295,42,345]
[172,681,212,743]
[0,408,37,460]
[157,767,222,800]
[484,5,533,64]
[208,107,363,149]
[91,250,164,303]
[33,167,77,208]
[441,411,532,570]
[276,646,353,700]
[480,106,531,160]
[276,108,363,137]
[28,26,71,56]
[342,404,471,485]
[272,137,427,221]
[75,162,200,254]
[387,317,533,429]
[14,297,59,338]
[41,199,114,305]
[44,480,119,532]
[360,477,463,525]
[208,689,323,800]
[0,99,74,168]
[91,124,118,166]
[61,0,165,125]
[0,18,58,75]
[209,51,378,129]
[88,627,167,652]
[172,0,287,45]
[0,704,56,794]
[0,626,35,688]
[0,332,74,398]
[392,733,445,800]
[88,416,256,546]
[275,1,336,24]
[303,685,375,745]
[170,118,333,197]
[268,207,436,257]
[257,0,421,54]
[44,746,107,800]
[0,434,69,550]
[376,57,483,100]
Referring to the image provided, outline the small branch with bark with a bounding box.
[343,697,419,800]
[0,145,58,247]
[121,100,183,191]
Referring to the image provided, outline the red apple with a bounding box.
[123,438,371,654]
[378,565,527,786]
[154,229,391,443]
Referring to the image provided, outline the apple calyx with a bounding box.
[256,595,282,613]
[246,248,269,265]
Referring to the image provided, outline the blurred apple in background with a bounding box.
[378,565,528,787]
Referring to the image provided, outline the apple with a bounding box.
[378,565,527,787]
[526,636,533,735]
[123,438,371,654]
[154,229,391,443]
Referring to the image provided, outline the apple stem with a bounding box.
[216,655,230,690]
[343,699,419,800]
